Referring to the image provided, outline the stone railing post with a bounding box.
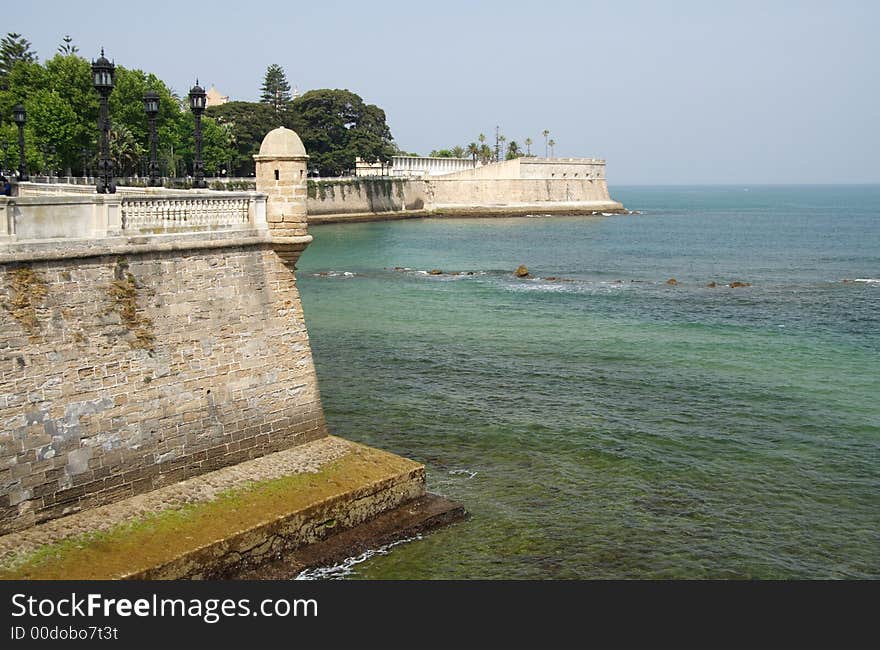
[93,195,123,238]
[0,198,11,240]
[250,193,268,232]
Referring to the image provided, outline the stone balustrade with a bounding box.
[121,194,254,232]
[0,191,267,242]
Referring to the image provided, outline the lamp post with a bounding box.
[81,147,88,179]
[12,104,28,181]
[142,90,161,187]
[91,49,116,194]
[188,81,207,189]
[1,139,8,176]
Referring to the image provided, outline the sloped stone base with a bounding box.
[0,437,457,580]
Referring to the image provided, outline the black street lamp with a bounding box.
[12,104,28,181]
[188,80,207,189]
[81,147,88,178]
[91,49,116,194]
[143,90,161,187]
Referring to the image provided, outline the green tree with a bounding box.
[548,138,556,157]
[506,141,521,160]
[109,123,142,176]
[58,35,78,56]
[207,100,280,176]
[451,145,465,158]
[291,89,395,176]
[260,64,292,114]
[524,137,532,156]
[542,129,550,157]
[0,33,37,78]
[466,142,479,167]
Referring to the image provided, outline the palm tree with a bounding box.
[542,130,550,157]
[467,142,479,167]
[524,137,533,156]
[479,144,493,164]
[451,145,465,159]
[506,141,521,160]
[548,139,556,158]
[498,135,507,162]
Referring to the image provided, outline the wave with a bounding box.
[311,271,357,278]
[294,535,422,580]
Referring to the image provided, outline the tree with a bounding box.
[58,35,78,55]
[207,100,280,176]
[506,141,521,160]
[0,33,37,78]
[542,129,550,157]
[291,88,395,176]
[260,64,292,114]
[498,134,506,162]
[466,142,479,167]
[479,144,492,164]
[451,145,465,159]
[524,137,533,156]
[109,123,142,176]
[548,138,556,158]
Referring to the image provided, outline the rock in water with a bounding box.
[729,281,751,288]
[515,265,530,278]
[706,281,717,288]
[429,269,443,275]
[666,278,678,285]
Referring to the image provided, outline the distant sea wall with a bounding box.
[306,178,429,222]
[306,158,625,223]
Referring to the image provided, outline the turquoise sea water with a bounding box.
[296,185,880,579]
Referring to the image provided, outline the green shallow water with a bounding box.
[296,185,880,579]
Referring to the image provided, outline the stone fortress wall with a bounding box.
[0,128,322,535]
[306,157,623,222]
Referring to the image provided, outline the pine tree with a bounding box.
[58,35,79,55]
[259,64,292,114]
[0,32,37,78]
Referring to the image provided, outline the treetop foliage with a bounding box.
[1,38,398,178]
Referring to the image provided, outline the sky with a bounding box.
[8,0,879,184]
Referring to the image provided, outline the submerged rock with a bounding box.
[429,269,443,275]
[706,281,717,288]
[729,281,751,288]
[666,278,678,286]
[515,265,530,278]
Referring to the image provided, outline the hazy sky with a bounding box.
[9,0,878,184]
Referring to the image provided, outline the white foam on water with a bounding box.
[448,468,478,479]
[853,279,880,284]
[294,535,423,580]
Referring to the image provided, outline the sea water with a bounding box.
[296,185,879,579]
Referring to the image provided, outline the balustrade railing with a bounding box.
[121,194,252,231]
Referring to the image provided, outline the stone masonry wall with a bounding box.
[0,243,327,534]
[306,179,428,217]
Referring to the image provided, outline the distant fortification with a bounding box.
[307,157,625,222]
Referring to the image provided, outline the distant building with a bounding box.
[355,155,480,178]
[205,85,229,107]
